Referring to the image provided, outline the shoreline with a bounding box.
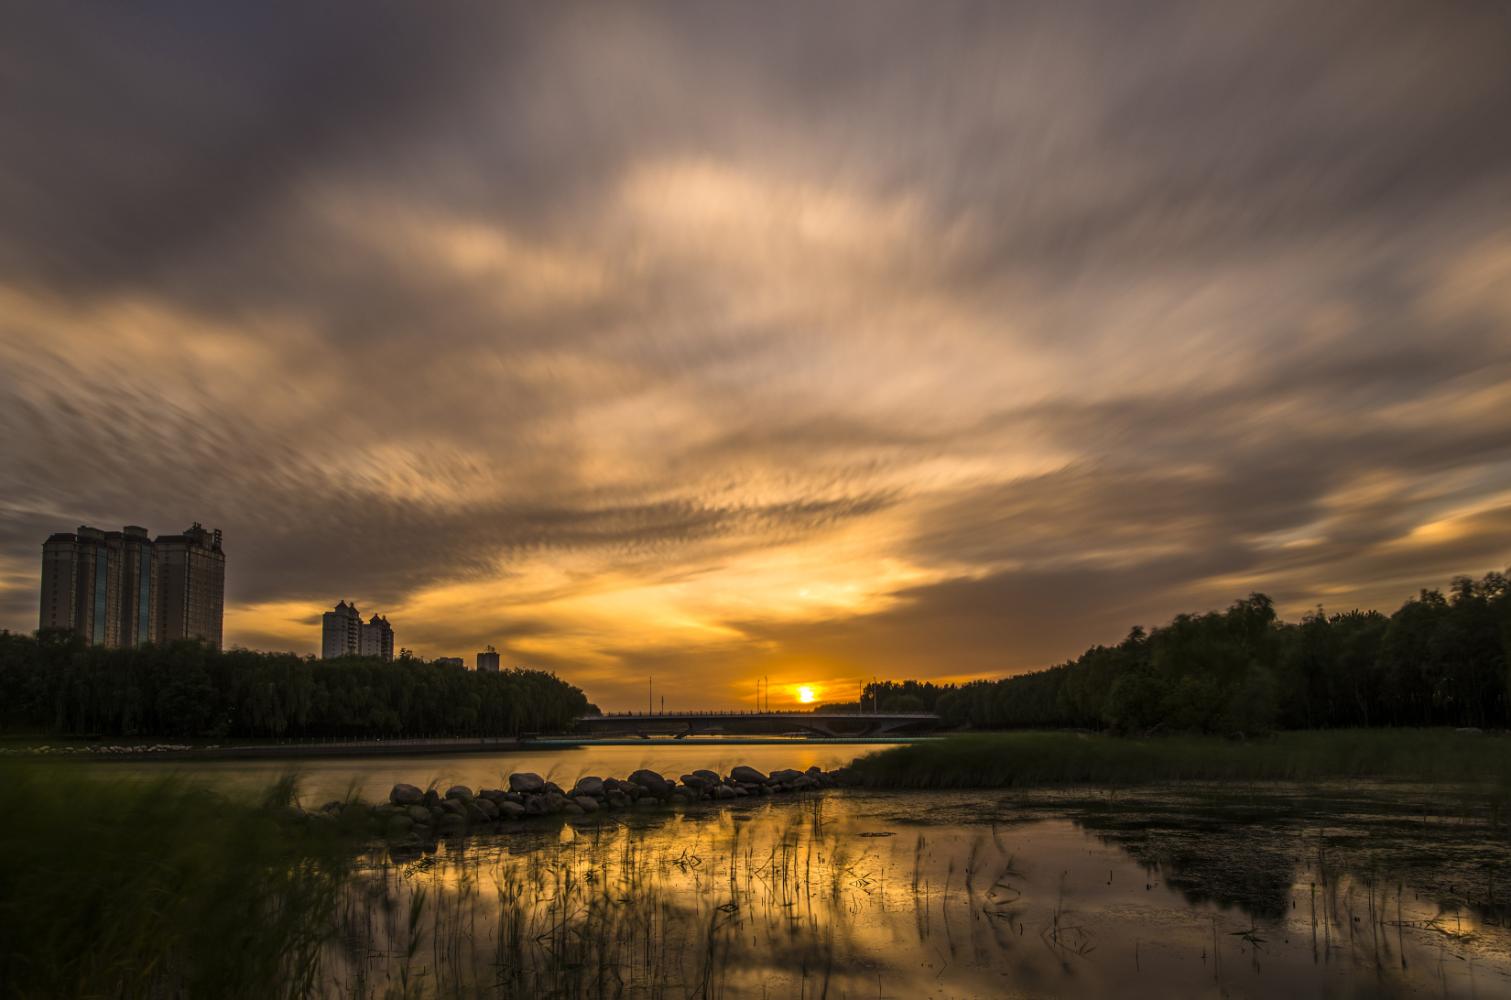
[5,734,937,763]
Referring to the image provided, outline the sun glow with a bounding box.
[797,685,817,704]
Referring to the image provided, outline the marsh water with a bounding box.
[101,740,903,805]
[340,786,1508,998]
[104,745,1511,997]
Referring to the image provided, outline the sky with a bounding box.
[2,3,1510,710]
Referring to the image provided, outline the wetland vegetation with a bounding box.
[5,736,1511,999]
[849,728,1511,795]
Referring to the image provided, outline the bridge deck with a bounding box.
[574,710,940,737]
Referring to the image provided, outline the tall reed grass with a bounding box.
[847,728,1511,791]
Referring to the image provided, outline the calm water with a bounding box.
[95,748,1511,996]
[323,786,1511,998]
[96,740,897,804]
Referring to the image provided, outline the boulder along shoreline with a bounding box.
[310,764,863,843]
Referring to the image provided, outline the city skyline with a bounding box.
[2,5,1510,710]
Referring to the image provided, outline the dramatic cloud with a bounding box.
[3,2,1510,708]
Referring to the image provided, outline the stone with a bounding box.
[572,795,600,813]
[606,790,630,809]
[439,798,466,816]
[468,800,494,823]
[384,815,415,839]
[768,768,804,784]
[562,803,585,816]
[544,792,567,813]
[437,812,466,832]
[390,783,424,807]
[478,788,509,803]
[497,800,527,819]
[320,800,344,815]
[445,785,474,801]
[691,769,721,784]
[422,789,442,809]
[544,781,565,796]
[407,805,432,824]
[680,774,713,791]
[509,772,546,794]
[629,769,671,796]
[523,796,549,816]
[730,766,767,784]
[790,775,817,791]
[571,776,605,797]
[713,785,737,800]
[805,766,824,777]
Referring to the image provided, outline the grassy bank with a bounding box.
[0,764,854,999]
[848,728,1511,790]
[0,764,366,999]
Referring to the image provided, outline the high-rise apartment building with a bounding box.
[321,601,362,658]
[155,523,226,649]
[39,522,221,648]
[321,602,395,661]
[476,647,501,672]
[359,614,394,661]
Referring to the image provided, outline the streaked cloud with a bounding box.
[2,2,1509,707]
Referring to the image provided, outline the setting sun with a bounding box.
[797,685,817,704]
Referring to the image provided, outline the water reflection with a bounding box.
[97,742,898,805]
[329,787,1511,998]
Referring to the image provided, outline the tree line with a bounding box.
[855,570,1511,733]
[0,631,593,739]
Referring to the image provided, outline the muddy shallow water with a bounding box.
[329,783,1511,998]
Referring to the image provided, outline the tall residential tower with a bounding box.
[39,523,223,648]
[321,602,395,661]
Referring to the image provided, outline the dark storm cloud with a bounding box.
[0,4,522,291]
[2,2,1510,706]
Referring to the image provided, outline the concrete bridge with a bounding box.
[573,710,940,739]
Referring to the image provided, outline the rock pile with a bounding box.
[332,764,861,841]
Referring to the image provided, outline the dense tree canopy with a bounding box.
[0,633,591,739]
[863,571,1511,734]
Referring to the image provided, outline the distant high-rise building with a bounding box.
[40,522,220,648]
[476,647,500,672]
[321,602,395,661]
[433,656,464,668]
[154,523,226,649]
[321,601,362,658]
[359,614,394,661]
